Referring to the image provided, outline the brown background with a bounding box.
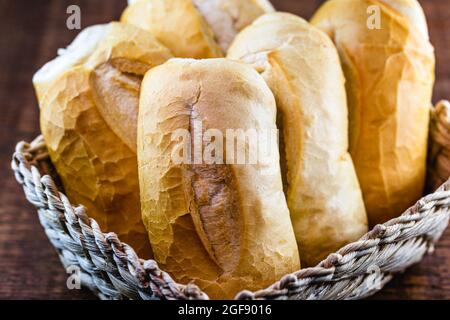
[0,0,449,300]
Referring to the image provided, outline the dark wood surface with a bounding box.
[0,0,449,300]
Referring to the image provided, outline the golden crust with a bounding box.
[192,0,275,52]
[379,0,429,39]
[228,12,368,266]
[121,0,274,56]
[34,23,173,258]
[138,58,300,299]
[311,0,435,225]
[121,0,223,58]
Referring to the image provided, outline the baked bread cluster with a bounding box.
[33,0,435,299]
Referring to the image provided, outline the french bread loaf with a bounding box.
[228,12,368,266]
[137,58,300,299]
[33,22,173,257]
[311,0,435,225]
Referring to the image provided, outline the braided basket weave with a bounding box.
[11,101,450,300]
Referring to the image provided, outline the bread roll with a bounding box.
[121,0,222,58]
[138,58,300,299]
[228,12,368,266]
[121,0,274,57]
[33,22,173,257]
[311,0,435,225]
[192,0,274,52]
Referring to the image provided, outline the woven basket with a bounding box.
[11,101,450,300]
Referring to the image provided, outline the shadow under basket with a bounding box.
[11,101,450,300]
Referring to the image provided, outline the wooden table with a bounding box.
[0,0,449,300]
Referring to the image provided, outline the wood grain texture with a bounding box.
[0,0,448,300]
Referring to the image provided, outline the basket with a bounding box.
[11,101,450,300]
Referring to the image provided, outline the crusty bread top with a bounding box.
[122,0,274,56]
[33,24,109,102]
[228,13,352,186]
[138,58,300,298]
[228,12,369,265]
[121,0,223,58]
[310,0,435,225]
[379,0,429,39]
[34,22,172,152]
[192,0,274,52]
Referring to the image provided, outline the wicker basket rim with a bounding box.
[12,99,450,299]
